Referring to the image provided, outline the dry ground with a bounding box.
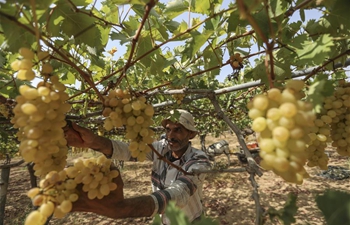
[3,132,350,225]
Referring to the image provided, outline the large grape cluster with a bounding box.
[305,110,332,170]
[230,53,243,69]
[306,81,350,168]
[327,82,350,156]
[102,89,155,161]
[172,93,185,105]
[10,48,71,177]
[0,104,9,118]
[25,155,120,225]
[248,80,315,184]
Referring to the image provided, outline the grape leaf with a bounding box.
[190,0,212,15]
[161,201,219,225]
[306,75,335,113]
[316,189,350,225]
[267,193,298,225]
[294,34,334,66]
[0,16,36,52]
[164,0,189,19]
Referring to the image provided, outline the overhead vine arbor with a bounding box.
[0,0,350,224]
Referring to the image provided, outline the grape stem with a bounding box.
[147,144,192,176]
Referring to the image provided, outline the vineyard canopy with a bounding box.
[0,0,350,135]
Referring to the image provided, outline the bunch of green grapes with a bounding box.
[327,83,350,156]
[25,155,120,225]
[247,80,315,184]
[230,52,243,69]
[102,89,155,161]
[0,104,10,118]
[10,48,71,177]
[11,47,50,81]
[70,147,91,155]
[305,107,332,170]
[172,93,185,105]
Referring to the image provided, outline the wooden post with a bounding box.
[0,168,10,225]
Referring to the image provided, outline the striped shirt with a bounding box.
[110,139,211,224]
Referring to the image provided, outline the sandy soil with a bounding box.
[3,135,350,225]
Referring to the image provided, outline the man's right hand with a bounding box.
[64,121,113,159]
[63,121,95,148]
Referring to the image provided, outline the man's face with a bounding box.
[165,121,192,152]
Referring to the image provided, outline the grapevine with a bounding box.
[248,80,315,184]
[10,48,71,177]
[102,89,155,161]
[24,155,120,225]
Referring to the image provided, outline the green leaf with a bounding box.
[61,71,77,85]
[252,10,278,43]
[164,0,189,19]
[190,0,211,15]
[108,0,148,5]
[269,0,287,18]
[5,0,58,9]
[316,190,350,225]
[267,193,298,225]
[135,33,153,67]
[293,34,334,67]
[110,31,131,44]
[307,75,335,113]
[325,0,350,32]
[184,30,214,60]
[101,4,119,24]
[0,17,36,52]
[203,47,222,77]
[165,201,191,225]
[71,0,93,6]
[53,4,104,49]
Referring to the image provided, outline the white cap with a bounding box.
[161,109,197,132]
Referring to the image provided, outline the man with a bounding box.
[64,109,211,224]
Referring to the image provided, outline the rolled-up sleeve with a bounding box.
[151,163,208,213]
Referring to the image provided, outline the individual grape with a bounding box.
[266,108,281,121]
[285,79,304,92]
[273,126,290,142]
[279,102,297,118]
[59,200,72,213]
[258,138,275,153]
[248,108,264,119]
[39,201,55,217]
[99,183,110,196]
[19,59,33,70]
[11,60,21,71]
[252,95,269,111]
[280,88,296,103]
[24,210,45,225]
[27,187,41,199]
[251,117,267,132]
[267,88,281,102]
[37,51,50,61]
[21,103,38,115]
[273,156,290,172]
[19,47,35,59]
